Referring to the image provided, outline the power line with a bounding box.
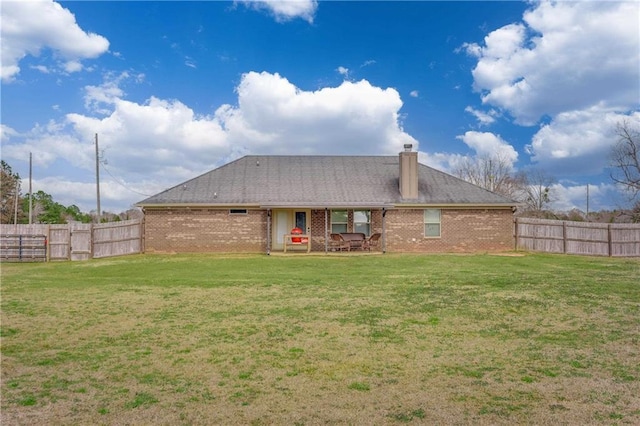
[100,162,153,197]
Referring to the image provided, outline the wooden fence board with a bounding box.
[50,225,70,260]
[515,218,640,257]
[0,219,143,261]
[70,223,92,261]
[93,220,142,258]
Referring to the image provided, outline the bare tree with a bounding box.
[610,119,640,200]
[453,154,521,198]
[515,169,557,213]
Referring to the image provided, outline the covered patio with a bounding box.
[264,205,391,254]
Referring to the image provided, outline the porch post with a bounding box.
[266,209,271,255]
[382,207,386,254]
[324,208,328,253]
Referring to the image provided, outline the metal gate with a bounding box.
[0,234,47,262]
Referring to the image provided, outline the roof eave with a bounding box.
[259,203,396,209]
[394,202,517,209]
[137,203,262,209]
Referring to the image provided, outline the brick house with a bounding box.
[137,145,517,253]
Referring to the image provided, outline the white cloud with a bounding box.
[464,106,497,126]
[83,73,127,114]
[417,131,518,178]
[63,60,83,73]
[220,71,417,155]
[2,71,416,211]
[236,0,318,23]
[1,124,20,143]
[30,65,51,74]
[465,1,639,125]
[0,0,110,82]
[337,66,349,77]
[32,175,163,214]
[409,90,419,98]
[184,57,197,69]
[418,151,465,175]
[456,131,518,165]
[550,182,620,212]
[526,108,640,175]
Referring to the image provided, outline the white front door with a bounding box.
[273,210,289,250]
[271,209,311,251]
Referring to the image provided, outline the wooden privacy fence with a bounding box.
[515,217,640,257]
[0,219,143,261]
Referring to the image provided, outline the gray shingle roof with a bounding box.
[137,155,517,208]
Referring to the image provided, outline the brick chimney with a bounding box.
[399,144,418,199]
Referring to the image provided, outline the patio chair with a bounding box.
[329,233,350,251]
[363,233,381,251]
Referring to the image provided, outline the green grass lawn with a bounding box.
[1,253,639,425]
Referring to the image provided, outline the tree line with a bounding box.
[452,120,639,222]
[1,161,140,225]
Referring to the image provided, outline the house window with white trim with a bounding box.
[354,210,371,236]
[424,209,441,237]
[331,210,348,233]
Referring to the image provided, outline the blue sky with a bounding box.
[1,0,639,214]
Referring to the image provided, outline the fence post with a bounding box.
[514,218,518,251]
[562,221,567,254]
[608,224,612,257]
[140,219,145,254]
[68,225,72,260]
[46,225,50,262]
[90,223,95,259]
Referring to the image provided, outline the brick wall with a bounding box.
[310,209,327,251]
[144,207,513,254]
[144,209,267,253]
[385,208,514,253]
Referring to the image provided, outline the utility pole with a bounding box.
[95,133,101,223]
[29,152,33,224]
[586,184,589,221]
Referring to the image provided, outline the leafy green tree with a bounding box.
[21,192,95,224]
[65,204,93,223]
[1,160,24,224]
[24,190,66,224]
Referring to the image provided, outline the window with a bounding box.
[424,209,441,237]
[331,210,348,233]
[354,210,371,236]
[295,211,306,230]
[229,209,247,215]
